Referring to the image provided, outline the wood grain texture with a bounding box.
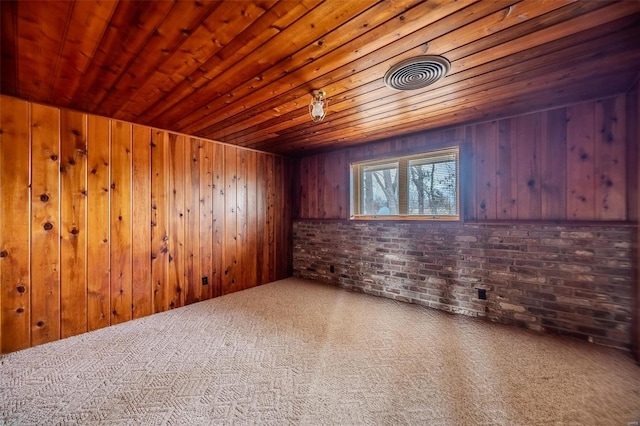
[132,124,152,319]
[199,141,214,299]
[86,115,110,331]
[30,103,60,346]
[110,121,132,324]
[295,95,633,223]
[474,122,498,220]
[567,102,596,220]
[246,150,258,289]
[595,97,626,220]
[515,112,542,220]
[496,119,516,220]
[211,143,225,297]
[151,129,169,313]
[541,108,567,219]
[59,110,87,338]
[0,96,295,354]
[4,1,639,155]
[168,133,185,309]
[0,95,31,352]
[236,149,248,290]
[185,137,201,304]
[222,145,238,295]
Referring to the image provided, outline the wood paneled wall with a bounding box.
[628,77,640,363]
[295,94,635,223]
[0,95,292,353]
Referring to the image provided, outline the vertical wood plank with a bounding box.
[59,110,87,338]
[274,156,286,279]
[151,129,169,313]
[211,143,224,297]
[461,127,476,221]
[110,121,132,324]
[257,153,269,285]
[567,102,596,220]
[86,115,110,331]
[595,96,627,220]
[282,157,293,277]
[627,81,639,222]
[168,133,185,309]
[200,140,214,299]
[515,112,542,220]
[236,149,248,290]
[474,122,497,220]
[131,125,152,319]
[307,155,318,218]
[299,157,309,219]
[541,108,567,219]
[267,155,276,282]
[0,96,31,352]
[496,119,516,220]
[336,150,350,220]
[317,154,326,218]
[185,137,201,304]
[30,103,60,346]
[223,145,238,294]
[246,150,258,289]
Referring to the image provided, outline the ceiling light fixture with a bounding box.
[309,90,328,122]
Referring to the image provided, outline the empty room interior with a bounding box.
[1,0,640,424]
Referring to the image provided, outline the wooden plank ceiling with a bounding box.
[1,0,639,156]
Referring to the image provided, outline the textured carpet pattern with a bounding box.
[1,278,639,425]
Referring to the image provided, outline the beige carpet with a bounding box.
[1,278,639,425]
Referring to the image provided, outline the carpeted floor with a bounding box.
[1,277,639,425]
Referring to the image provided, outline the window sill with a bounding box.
[350,215,461,222]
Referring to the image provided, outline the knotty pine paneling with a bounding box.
[59,110,87,338]
[0,95,293,354]
[0,96,30,352]
[86,115,110,331]
[30,103,60,347]
[295,94,634,223]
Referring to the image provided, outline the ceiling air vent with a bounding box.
[383,55,451,90]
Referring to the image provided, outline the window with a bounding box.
[350,147,459,220]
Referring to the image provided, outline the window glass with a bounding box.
[351,147,459,220]
[360,162,399,215]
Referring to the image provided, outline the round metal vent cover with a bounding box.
[383,55,451,90]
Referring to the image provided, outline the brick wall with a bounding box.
[293,220,636,350]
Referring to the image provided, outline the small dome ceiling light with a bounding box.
[309,90,328,122]
[384,55,450,90]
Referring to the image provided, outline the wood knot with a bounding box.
[111,183,116,189]
[16,285,26,293]
[91,168,97,174]
[43,222,53,231]
[151,253,157,260]
[70,227,79,235]
[37,321,44,327]
[16,307,24,313]
[40,193,49,202]
[0,250,8,258]
[68,158,76,165]
[527,179,535,187]
[50,154,58,161]
[72,129,80,136]
[112,310,118,316]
